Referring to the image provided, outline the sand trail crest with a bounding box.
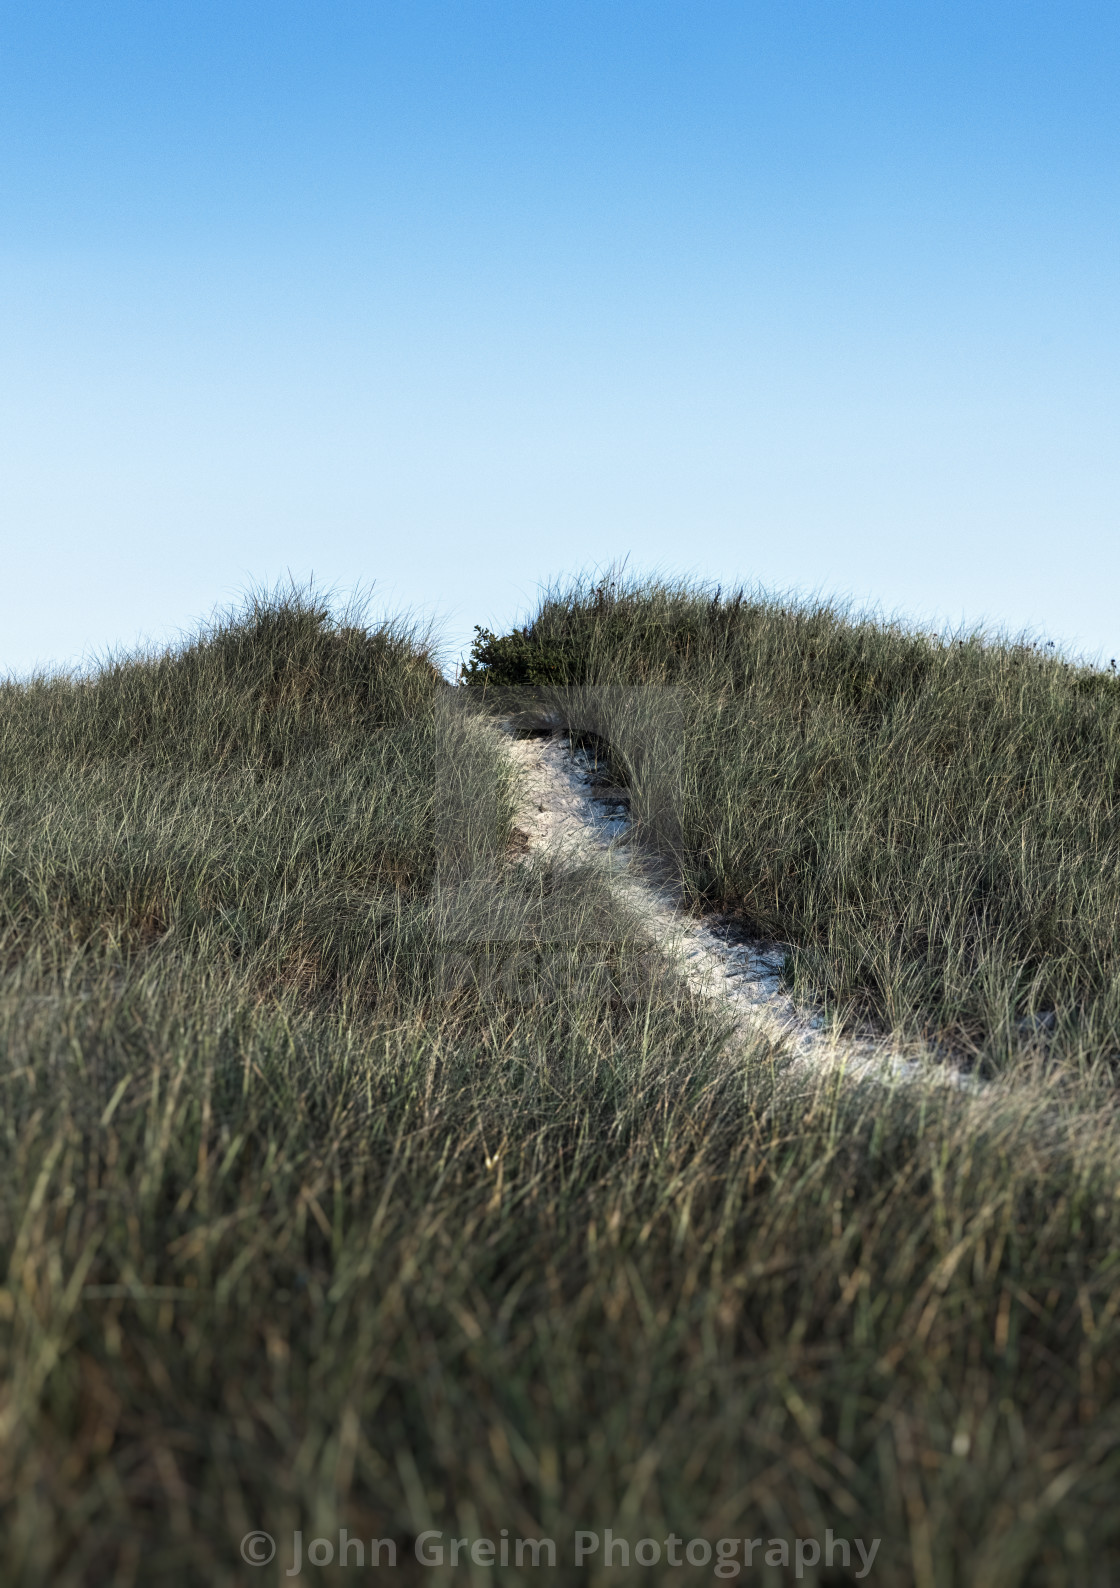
[503,726,964,1086]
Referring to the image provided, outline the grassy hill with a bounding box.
[466,574,1120,1074]
[2,584,1119,1585]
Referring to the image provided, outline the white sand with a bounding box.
[503,726,972,1088]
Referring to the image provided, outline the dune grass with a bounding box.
[1,587,1120,1584]
[464,573,1120,1074]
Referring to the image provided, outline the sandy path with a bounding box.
[503,727,966,1085]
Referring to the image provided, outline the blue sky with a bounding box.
[2,1,1117,674]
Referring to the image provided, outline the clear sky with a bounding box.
[2,1,1117,675]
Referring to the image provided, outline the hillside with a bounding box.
[2,585,1119,1586]
[466,575,1120,1074]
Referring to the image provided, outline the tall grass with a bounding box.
[464,574,1120,1072]
[2,587,1120,1585]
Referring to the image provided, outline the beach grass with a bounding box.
[1,586,1119,1584]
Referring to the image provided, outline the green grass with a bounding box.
[2,585,1120,1585]
[465,573,1120,1074]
